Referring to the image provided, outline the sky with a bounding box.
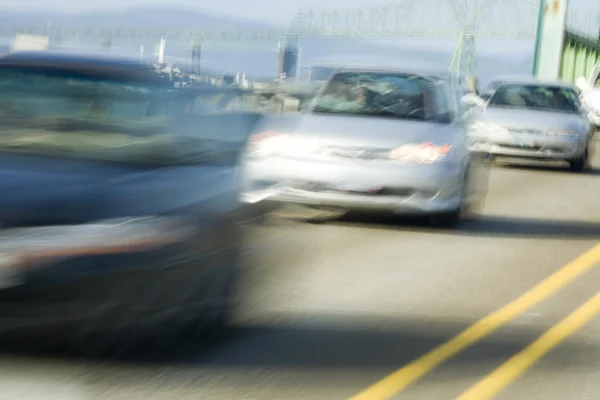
[0,0,597,32]
[0,0,597,64]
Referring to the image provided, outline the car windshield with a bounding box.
[309,66,336,82]
[488,84,580,113]
[310,72,446,121]
[486,80,506,92]
[0,68,246,165]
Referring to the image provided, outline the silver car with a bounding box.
[468,78,594,172]
[241,65,489,227]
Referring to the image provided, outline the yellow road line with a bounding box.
[457,289,600,400]
[348,242,600,400]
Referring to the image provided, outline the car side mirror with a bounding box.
[575,76,588,91]
[460,96,475,110]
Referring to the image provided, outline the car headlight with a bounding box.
[246,131,319,158]
[588,108,600,119]
[389,143,452,164]
[581,97,600,114]
[8,216,194,262]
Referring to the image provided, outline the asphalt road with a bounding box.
[4,146,600,400]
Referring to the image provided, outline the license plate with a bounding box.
[516,141,535,148]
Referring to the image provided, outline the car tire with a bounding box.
[428,168,476,229]
[197,264,238,343]
[429,209,462,228]
[569,147,589,172]
[60,253,240,360]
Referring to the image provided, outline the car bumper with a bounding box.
[0,219,238,338]
[470,136,584,160]
[242,157,465,214]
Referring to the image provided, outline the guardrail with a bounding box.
[560,30,600,84]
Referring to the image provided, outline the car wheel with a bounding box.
[198,264,238,342]
[429,209,461,228]
[569,147,589,172]
[429,169,475,228]
[63,253,240,360]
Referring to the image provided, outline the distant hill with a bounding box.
[0,7,533,85]
[0,7,273,30]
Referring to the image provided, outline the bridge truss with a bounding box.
[0,0,596,81]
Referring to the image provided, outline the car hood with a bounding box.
[255,113,457,148]
[477,107,587,131]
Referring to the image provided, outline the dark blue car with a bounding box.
[0,51,259,356]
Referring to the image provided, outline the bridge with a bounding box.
[0,0,598,84]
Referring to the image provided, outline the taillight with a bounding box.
[389,143,452,164]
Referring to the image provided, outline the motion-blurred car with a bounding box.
[468,78,594,172]
[241,65,489,227]
[575,61,600,129]
[0,51,255,355]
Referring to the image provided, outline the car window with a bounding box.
[427,81,451,116]
[0,68,246,165]
[488,84,580,113]
[309,66,336,82]
[562,88,582,109]
[311,71,449,121]
[0,70,166,122]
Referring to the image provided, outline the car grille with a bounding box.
[323,145,388,160]
[291,181,417,197]
[498,144,543,151]
[507,128,545,135]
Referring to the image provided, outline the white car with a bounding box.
[575,61,600,129]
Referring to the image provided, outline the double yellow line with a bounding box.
[349,242,600,400]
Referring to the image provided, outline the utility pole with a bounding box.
[532,0,568,80]
[191,45,201,77]
[158,37,166,64]
[531,0,546,76]
[446,0,482,86]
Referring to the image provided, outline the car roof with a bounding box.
[0,51,149,68]
[487,74,531,83]
[0,51,171,84]
[321,62,454,79]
